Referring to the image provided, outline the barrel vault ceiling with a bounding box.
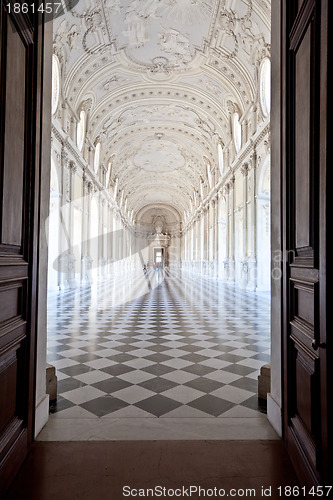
[53,0,271,222]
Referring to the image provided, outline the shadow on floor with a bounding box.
[5,440,298,500]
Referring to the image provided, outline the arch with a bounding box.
[136,204,181,223]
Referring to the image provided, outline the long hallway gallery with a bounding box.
[1,0,331,494]
[41,270,273,439]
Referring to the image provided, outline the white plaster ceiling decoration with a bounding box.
[133,139,185,172]
[99,103,220,143]
[105,0,216,72]
[144,192,172,203]
[53,0,271,222]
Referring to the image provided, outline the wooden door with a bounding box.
[0,3,46,493]
[281,0,330,486]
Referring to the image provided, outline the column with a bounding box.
[213,196,219,278]
[190,225,194,263]
[107,203,112,274]
[195,218,199,272]
[223,185,230,280]
[202,208,208,274]
[81,174,90,282]
[86,182,93,282]
[208,202,214,276]
[59,150,72,288]
[102,199,107,275]
[112,213,118,272]
[57,149,66,289]
[247,151,257,291]
[241,164,249,288]
[200,212,204,273]
[228,176,235,282]
[213,198,218,277]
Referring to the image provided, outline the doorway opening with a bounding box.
[154,248,164,269]
[41,0,275,441]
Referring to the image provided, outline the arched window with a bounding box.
[206,159,213,189]
[200,181,204,200]
[51,55,60,115]
[218,143,224,175]
[259,58,271,118]
[94,142,101,173]
[77,110,86,151]
[106,162,112,186]
[113,178,118,199]
[119,189,124,208]
[232,113,241,154]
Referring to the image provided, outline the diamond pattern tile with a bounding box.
[47,270,270,418]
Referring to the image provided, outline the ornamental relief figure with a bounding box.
[158,28,193,66]
[122,0,161,48]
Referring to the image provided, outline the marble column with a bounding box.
[67,162,76,286]
[190,225,194,264]
[81,175,91,282]
[203,208,208,275]
[200,212,205,274]
[228,176,235,282]
[101,198,107,276]
[213,197,218,278]
[241,164,249,288]
[112,214,118,272]
[220,186,229,281]
[106,203,112,273]
[191,219,195,271]
[247,152,257,291]
[86,182,93,282]
[58,150,71,288]
[208,201,215,277]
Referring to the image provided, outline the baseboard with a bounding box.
[34,394,49,438]
[267,393,282,437]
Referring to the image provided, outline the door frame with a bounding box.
[33,13,52,439]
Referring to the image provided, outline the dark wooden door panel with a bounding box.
[282,0,329,486]
[2,17,26,247]
[0,3,45,493]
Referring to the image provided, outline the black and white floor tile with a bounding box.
[47,269,270,422]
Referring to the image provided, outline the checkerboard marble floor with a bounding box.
[46,269,271,429]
